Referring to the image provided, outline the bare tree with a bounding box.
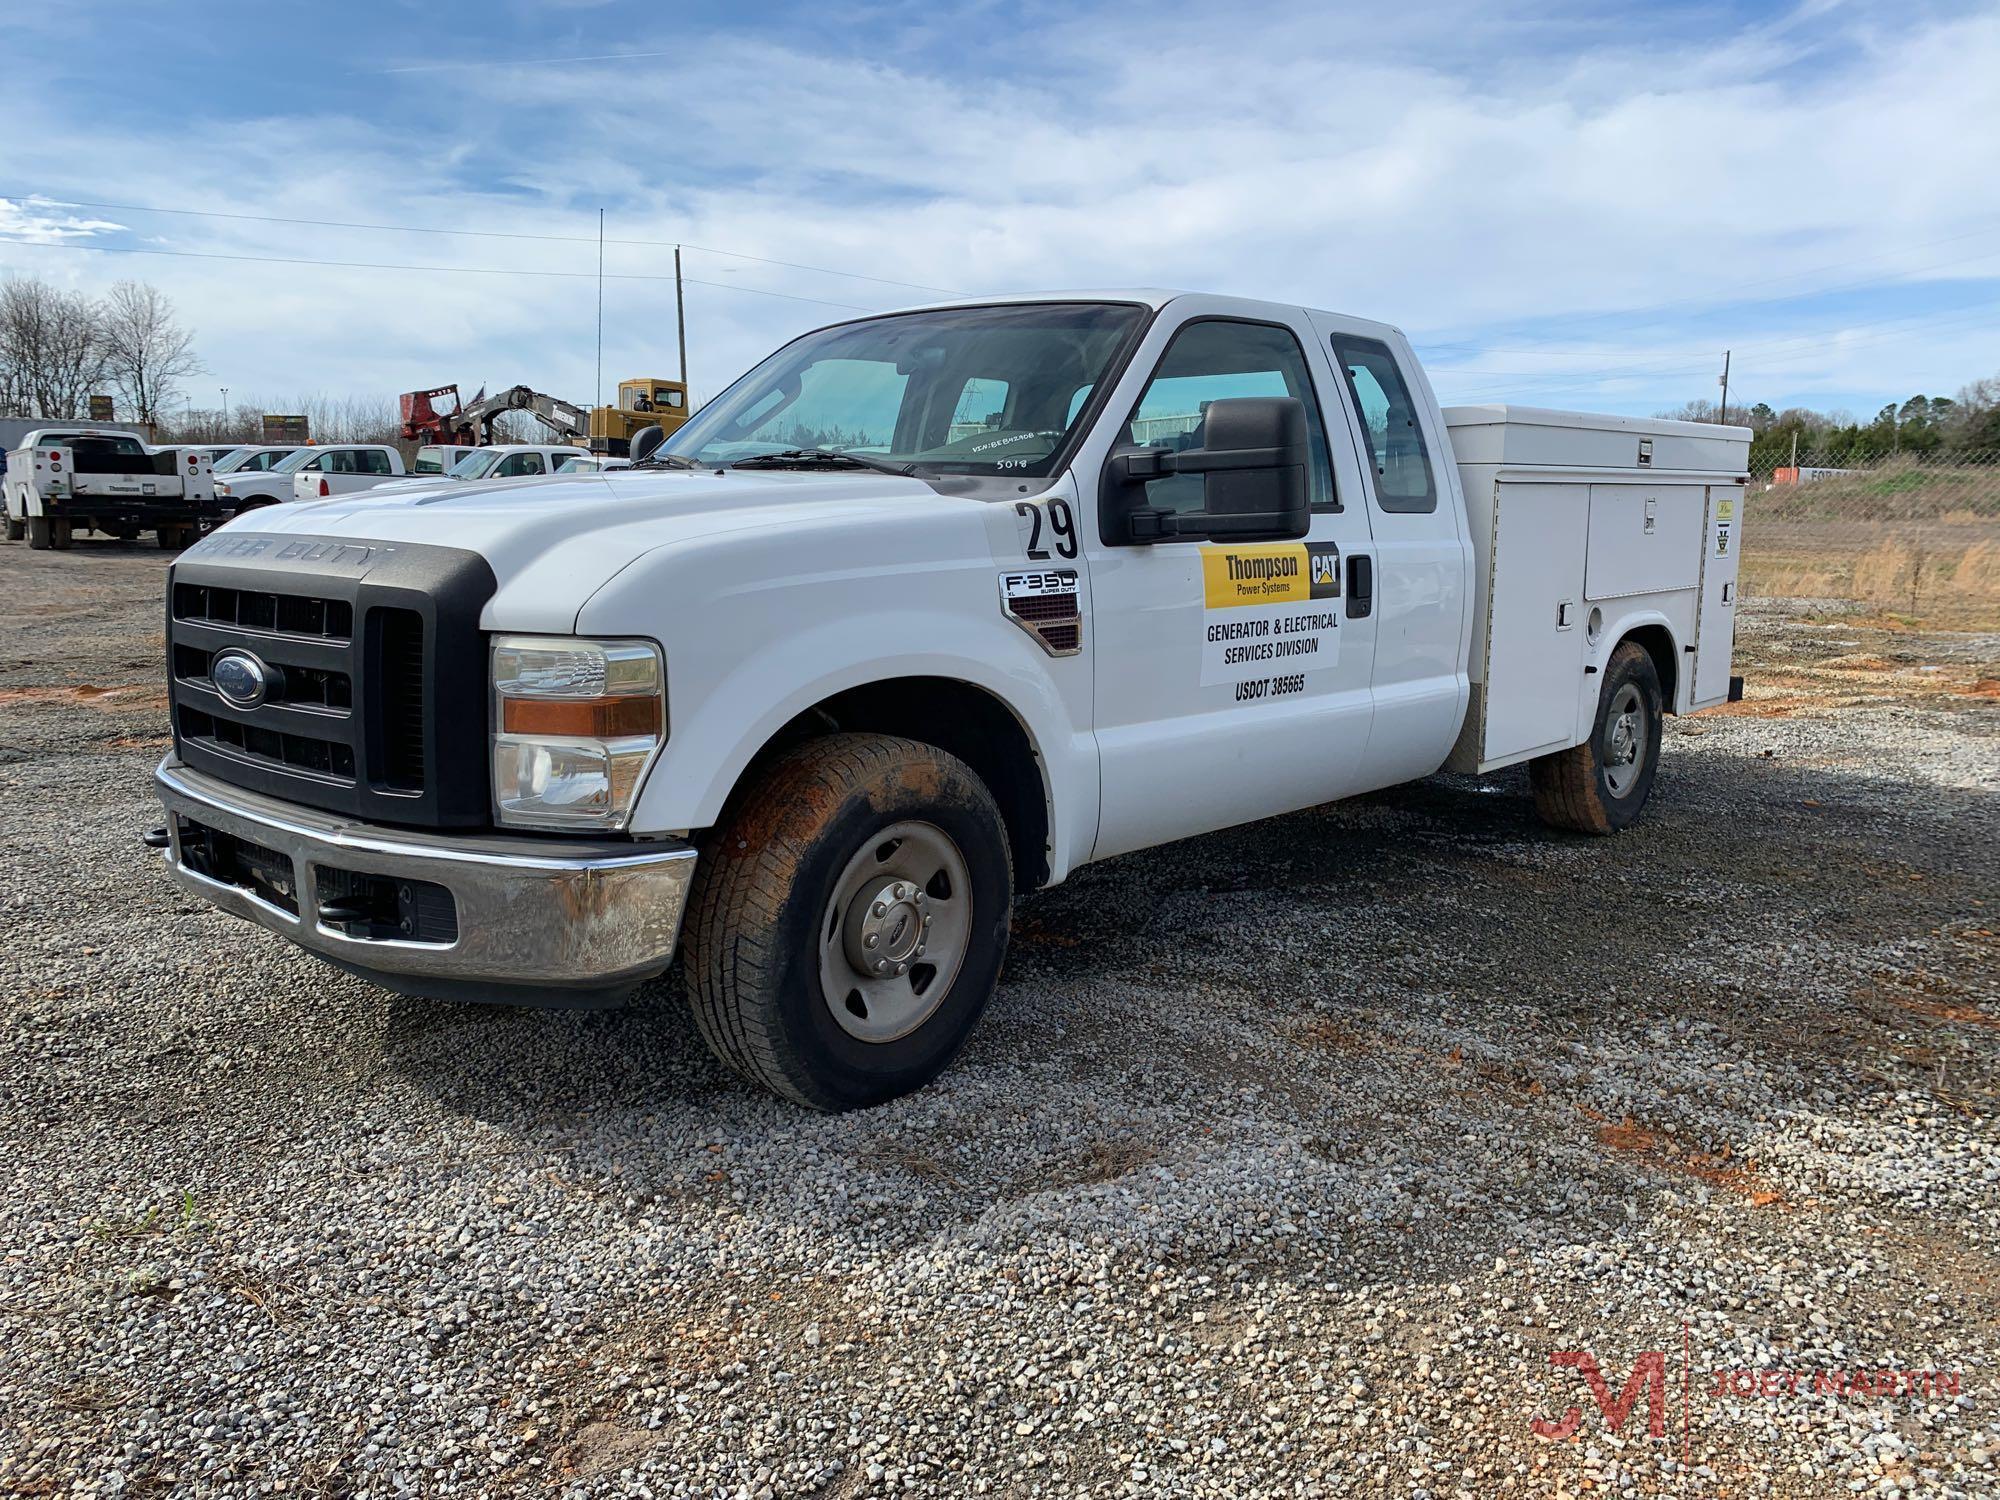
[0,277,110,418]
[99,280,201,426]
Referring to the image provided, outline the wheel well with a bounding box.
[738,677,1052,892]
[1621,623,1678,712]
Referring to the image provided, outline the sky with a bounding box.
[4,0,1999,424]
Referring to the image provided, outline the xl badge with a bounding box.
[210,648,274,709]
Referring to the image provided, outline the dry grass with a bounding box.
[1744,526,2000,626]
[1743,459,2000,626]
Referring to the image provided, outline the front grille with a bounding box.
[373,609,426,792]
[173,582,352,640]
[173,644,351,711]
[177,704,356,780]
[165,536,496,829]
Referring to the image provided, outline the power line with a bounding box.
[3,191,963,295]
[0,234,880,311]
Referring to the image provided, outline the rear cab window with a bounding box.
[1331,335,1437,513]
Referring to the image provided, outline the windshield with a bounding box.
[271,448,326,475]
[661,301,1146,477]
[216,447,292,474]
[446,450,505,480]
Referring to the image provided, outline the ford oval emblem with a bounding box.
[210,648,273,709]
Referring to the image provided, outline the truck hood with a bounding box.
[195,468,953,632]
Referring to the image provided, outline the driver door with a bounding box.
[1085,306,1379,861]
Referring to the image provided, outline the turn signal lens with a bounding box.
[500,695,661,737]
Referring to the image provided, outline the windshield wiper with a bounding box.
[629,452,701,470]
[726,448,919,477]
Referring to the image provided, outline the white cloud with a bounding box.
[2,0,1997,416]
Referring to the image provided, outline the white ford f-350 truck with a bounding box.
[149,291,1748,1109]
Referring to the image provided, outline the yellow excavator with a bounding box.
[588,377,691,457]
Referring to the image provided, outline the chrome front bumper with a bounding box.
[153,759,696,1001]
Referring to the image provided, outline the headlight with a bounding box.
[214,481,232,496]
[491,635,664,830]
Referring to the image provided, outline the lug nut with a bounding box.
[872,901,887,916]
[895,962,907,976]
[874,959,889,974]
[865,933,878,949]
[894,883,908,899]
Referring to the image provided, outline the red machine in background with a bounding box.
[399,385,465,444]
[398,384,588,447]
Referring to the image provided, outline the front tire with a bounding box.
[1530,639,1664,834]
[682,734,1013,1110]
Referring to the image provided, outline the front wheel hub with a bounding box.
[818,821,973,1044]
[846,879,930,976]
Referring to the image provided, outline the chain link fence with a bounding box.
[1741,451,2000,627]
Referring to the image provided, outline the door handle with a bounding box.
[1346,554,1373,619]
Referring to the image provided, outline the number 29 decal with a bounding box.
[1014,498,1078,561]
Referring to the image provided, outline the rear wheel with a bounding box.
[156,525,191,549]
[5,515,23,542]
[26,515,61,550]
[682,733,1013,1110]
[1530,640,1663,834]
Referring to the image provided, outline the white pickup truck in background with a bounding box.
[151,290,1747,1109]
[369,444,590,495]
[4,427,220,549]
[275,444,408,503]
[209,445,304,512]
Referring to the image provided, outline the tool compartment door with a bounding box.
[1483,481,1589,763]
[1692,482,1744,707]
[1584,484,1705,599]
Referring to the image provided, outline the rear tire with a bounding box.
[26,515,52,550]
[4,514,21,542]
[682,733,1013,1110]
[1530,639,1663,834]
[156,525,190,549]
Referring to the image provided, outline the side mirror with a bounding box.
[1104,396,1311,544]
[629,424,666,464]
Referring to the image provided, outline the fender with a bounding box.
[571,489,1101,883]
[1574,605,1681,745]
[632,616,1096,888]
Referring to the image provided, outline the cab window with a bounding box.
[1120,319,1336,519]
[1331,336,1436,514]
[497,452,546,477]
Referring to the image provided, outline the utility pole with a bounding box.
[595,209,605,417]
[1716,351,1730,426]
[675,245,688,389]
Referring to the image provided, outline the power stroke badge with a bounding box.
[1198,541,1341,690]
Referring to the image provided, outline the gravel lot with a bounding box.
[2,541,1996,1499]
